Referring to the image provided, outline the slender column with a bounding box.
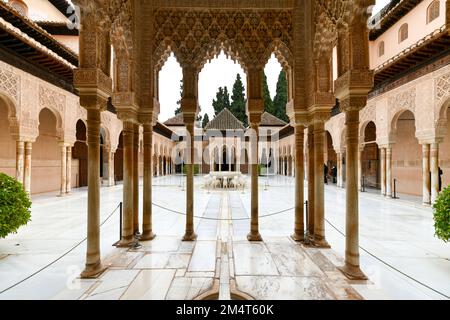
[66,146,72,194]
[291,125,305,241]
[340,108,367,280]
[16,141,25,184]
[431,143,440,203]
[133,123,140,235]
[23,141,32,194]
[81,109,104,278]
[60,144,67,196]
[141,123,156,240]
[422,144,431,205]
[386,146,392,198]
[358,147,362,191]
[247,123,262,241]
[313,121,329,247]
[380,148,386,196]
[182,122,197,241]
[108,151,115,187]
[337,152,342,188]
[117,121,134,247]
[307,126,315,239]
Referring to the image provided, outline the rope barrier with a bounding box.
[325,218,449,300]
[152,202,294,221]
[0,203,121,296]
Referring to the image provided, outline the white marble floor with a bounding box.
[0,175,448,300]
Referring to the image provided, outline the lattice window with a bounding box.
[378,41,385,57]
[427,0,440,24]
[10,0,28,17]
[398,24,408,43]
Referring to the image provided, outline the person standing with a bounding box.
[438,167,443,192]
[324,164,329,184]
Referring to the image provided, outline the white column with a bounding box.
[422,144,431,205]
[24,141,32,194]
[66,146,72,194]
[16,141,25,184]
[60,143,67,196]
[386,145,392,198]
[431,142,440,203]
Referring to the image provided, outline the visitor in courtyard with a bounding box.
[332,166,337,184]
[439,167,443,192]
[324,164,329,184]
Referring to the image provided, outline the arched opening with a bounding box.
[32,108,60,194]
[361,122,380,190]
[158,52,183,122]
[0,97,16,177]
[392,110,421,196]
[241,148,249,174]
[325,132,337,184]
[440,106,450,189]
[115,132,124,182]
[221,146,230,172]
[175,150,184,174]
[73,120,88,187]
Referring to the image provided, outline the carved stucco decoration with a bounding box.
[436,72,450,108]
[39,85,65,139]
[152,9,293,70]
[388,87,416,120]
[0,68,20,104]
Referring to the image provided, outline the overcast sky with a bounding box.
[158,0,391,122]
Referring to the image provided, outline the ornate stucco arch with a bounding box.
[0,90,19,133]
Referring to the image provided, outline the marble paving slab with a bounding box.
[165,277,214,300]
[120,270,176,300]
[235,276,337,300]
[133,253,171,269]
[233,243,279,276]
[188,241,217,272]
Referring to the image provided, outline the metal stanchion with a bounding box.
[393,179,398,199]
[304,200,310,245]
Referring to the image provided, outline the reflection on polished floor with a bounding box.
[0,176,448,300]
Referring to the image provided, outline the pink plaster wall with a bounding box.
[440,108,450,189]
[392,116,422,196]
[31,108,61,194]
[369,0,446,69]
[0,103,16,178]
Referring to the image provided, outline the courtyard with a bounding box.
[0,175,448,300]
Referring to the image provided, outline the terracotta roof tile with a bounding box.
[163,113,185,126]
[260,112,288,127]
[205,108,245,130]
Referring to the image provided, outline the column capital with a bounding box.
[287,106,308,127]
[113,92,139,111]
[309,109,331,125]
[247,98,264,125]
[181,97,199,123]
[334,69,374,111]
[139,111,158,126]
[74,68,112,111]
[117,109,138,124]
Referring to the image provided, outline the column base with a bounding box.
[338,264,368,281]
[182,232,198,242]
[247,232,263,242]
[312,237,331,248]
[115,237,134,248]
[140,231,156,241]
[290,232,305,242]
[80,262,107,279]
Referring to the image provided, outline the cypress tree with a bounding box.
[230,74,248,126]
[262,72,275,115]
[174,79,183,115]
[212,87,231,115]
[273,70,289,122]
[202,113,210,128]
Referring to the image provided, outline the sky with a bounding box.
[158,0,391,122]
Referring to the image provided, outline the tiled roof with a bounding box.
[260,112,288,127]
[164,113,185,126]
[205,108,245,130]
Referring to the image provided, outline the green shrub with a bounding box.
[0,173,32,239]
[182,164,200,175]
[433,185,450,243]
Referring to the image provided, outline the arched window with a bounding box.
[10,0,28,16]
[398,23,408,43]
[378,41,385,57]
[427,0,440,24]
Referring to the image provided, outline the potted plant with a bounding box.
[0,173,32,239]
[433,185,450,243]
